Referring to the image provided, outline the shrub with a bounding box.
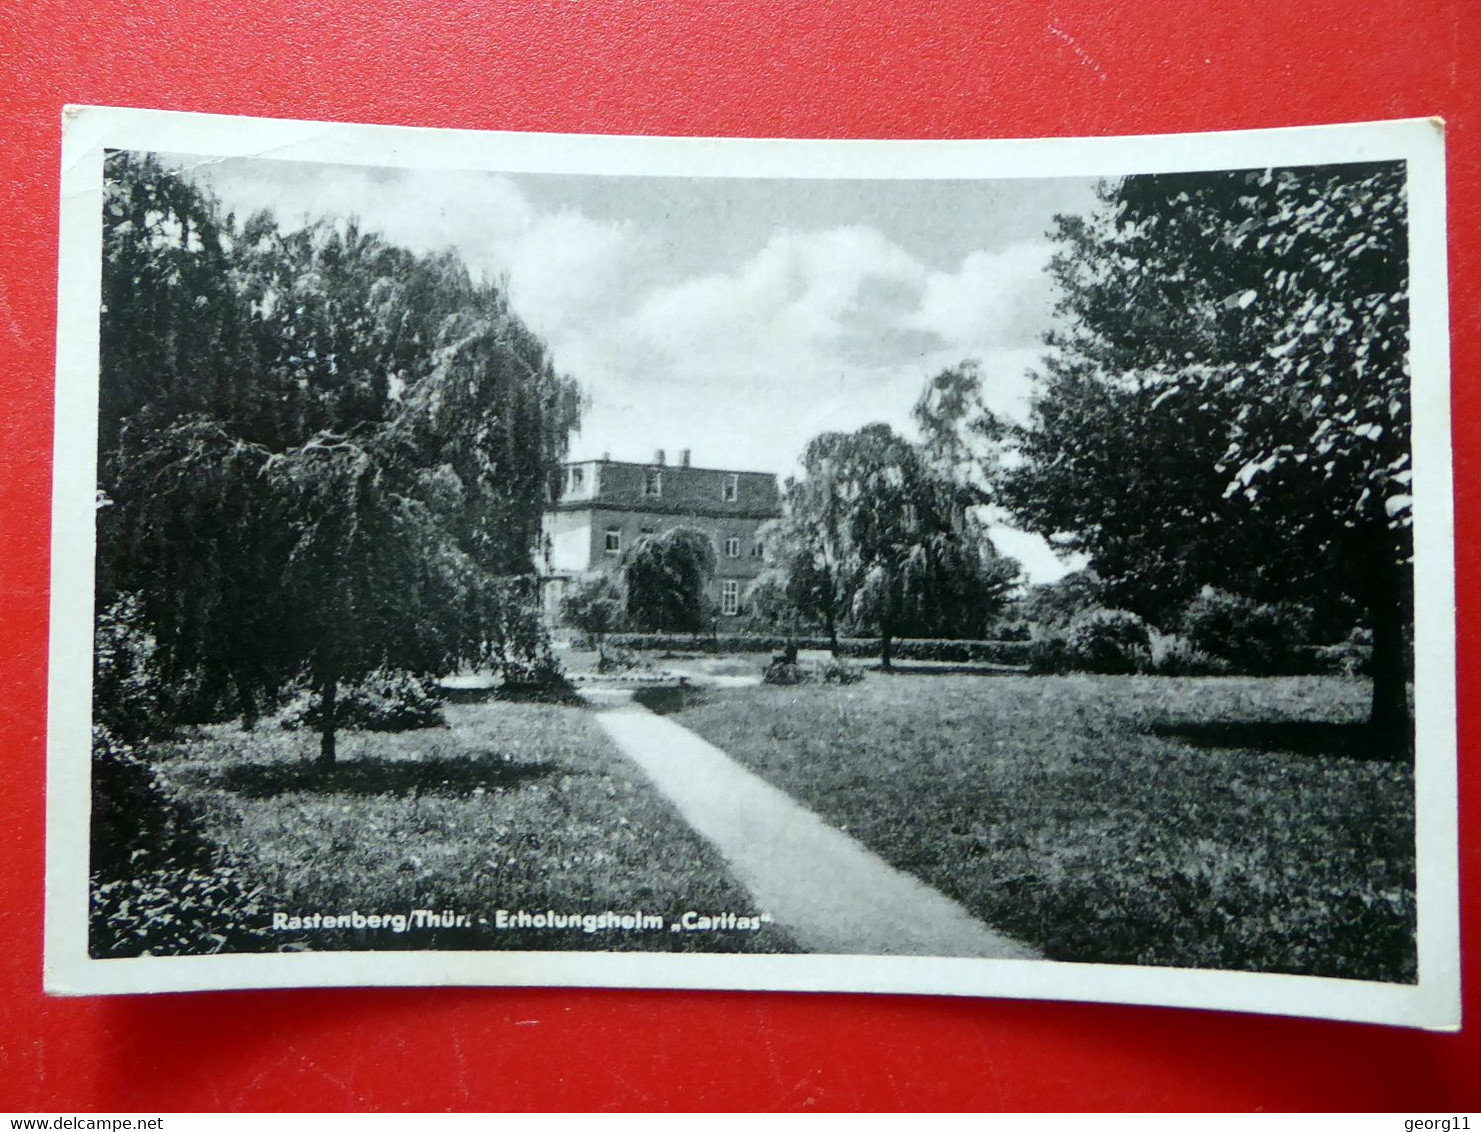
[596,647,651,674]
[92,594,167,742]
[762,658,866,685]
[1025,633,1074,675]
[89,727,279,958]
[489,582,567,689]
[834,638,1033,665]
[500,650,567,692]
[622,527,716,632]
[1013,569,1104,631]
[91,865,272,958]
[558,574,625,646]
[1183,588,1312,675]
[818,659,865,685]
[90,726,210,881]
[1149,636,1232,676]
[1311,638,1374,677]
[762,660,806,685]
[283,668,446,732]
[991,619,1034,642]
[1064,609,1152,674]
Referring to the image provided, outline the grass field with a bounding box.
[660,672,1416,981]
[151,697,793,953]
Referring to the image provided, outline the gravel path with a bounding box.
[590,695,1037,959]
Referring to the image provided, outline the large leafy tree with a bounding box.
[96,152,581,761]
[1004,162,1412,734]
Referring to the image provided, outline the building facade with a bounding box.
[542,449,781,622]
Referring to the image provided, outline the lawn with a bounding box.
[149,696,793,953]
[660,672,1416,981]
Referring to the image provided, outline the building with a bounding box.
[542,449,781,622]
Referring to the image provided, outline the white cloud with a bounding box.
[622,226,926,382]
[502,211,646,339]
[905,240,1058,352]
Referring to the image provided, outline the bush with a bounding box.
[92,594,167,742]
[499,650,567,692]
[762,661,806,685]
[607,632,795,654]
[1025,633,1074,675]
[1149,636,1232,676]
[834,638,1033,665]
[91,866,272,958]
[818,659,866,685]
[559,574,625,643]
[622,527,716,632]
[596,647,651,674]
[1065,609,1153,674]
[90,726,210,881]
[1012,570,1104,631]
[762,658,866,685]
[89,727,279,958]
[991,620,1034,642]
[489,583,568,689]
[283,669,446,732]
[1311,638,1374,677]
[1183,588,1312,675]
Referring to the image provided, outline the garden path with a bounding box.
[589,693,1037,959]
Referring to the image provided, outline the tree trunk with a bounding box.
[1367,570,1411,750]
[1360,527,1412,755]
[880,627,894,671]
[240,688,259,732]
[319,671,338,768]
[827,613,839,658]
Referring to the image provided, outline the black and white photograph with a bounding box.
[46,108,1458,1027]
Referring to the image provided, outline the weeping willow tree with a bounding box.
[621,527,718,634]
[96,151,581,762]
[761,423,1018,668]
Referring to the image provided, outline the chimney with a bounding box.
[600,451,610,462]
[654,448,666,466]
[680,448,691,468]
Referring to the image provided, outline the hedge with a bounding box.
[592,632,1370,676]
[599,633,1034,665]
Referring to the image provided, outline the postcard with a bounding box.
[46,106,1459,1028]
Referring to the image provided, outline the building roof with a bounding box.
[549,454,781,521]
[559,456,777,479]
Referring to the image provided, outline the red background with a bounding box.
[0,0,1475,1112]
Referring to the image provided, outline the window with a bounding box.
[721,473,738,502]
[640,527,655,537]
[604,527,621,554]
[751,540,764,558]
[725,535,741,558]
[566,466,584,496]
[645,469,662,497]
[721,580,740,616]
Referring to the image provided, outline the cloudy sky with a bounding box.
[174,155,1101,580]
